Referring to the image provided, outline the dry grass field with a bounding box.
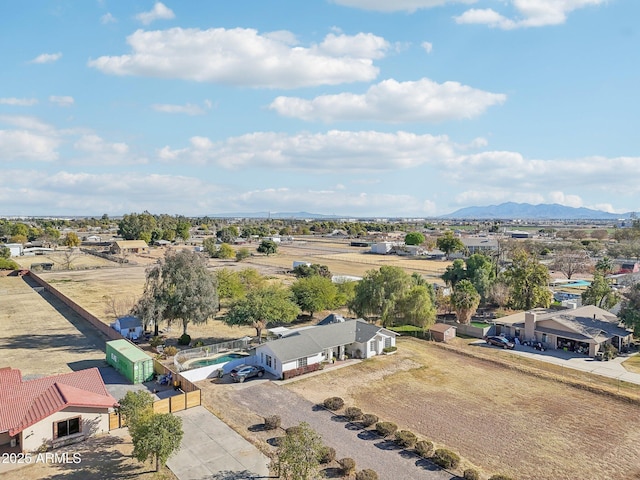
[12,250,117,270]
[0,276,106,376]
[284,337,640,480]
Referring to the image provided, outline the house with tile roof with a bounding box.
[0,367,117,452]
[255,318,397,379]
[494,305,633,357]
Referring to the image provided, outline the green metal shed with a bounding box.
[106,339,154,384]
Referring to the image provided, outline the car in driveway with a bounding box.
[484,335,515,349]
[229,364,265,383]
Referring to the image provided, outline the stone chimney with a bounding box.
[524,311,537,340]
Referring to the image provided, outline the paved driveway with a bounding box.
[231,383,456,480]
[167,406,270,480]
[474,341,640,385]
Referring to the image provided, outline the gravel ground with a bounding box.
[230,382,456,480]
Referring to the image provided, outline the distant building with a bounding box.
[110,240,149,255]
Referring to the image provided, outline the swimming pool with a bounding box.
[565,280,591,287]
[189,353,248,369]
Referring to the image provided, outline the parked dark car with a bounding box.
[484,335,515,350]
[229,365,265,383]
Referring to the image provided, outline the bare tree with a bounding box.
[60,248,79,270]
[551,248,591,280]
[104,294,137,321]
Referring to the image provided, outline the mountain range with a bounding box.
[441,202,632,220]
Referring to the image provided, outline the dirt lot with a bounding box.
[12,250,117,270]
[0,276,107,376]
[280,338,640,480]
[7,430,176,480]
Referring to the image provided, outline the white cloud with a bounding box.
[331,0,476,13]
[0,98,38,106]
[0,130,60,161]
[445,152,640,198]
[101,12,117,24]
[73,134,145,166]
[421,42,433,54]
[455,0,607,29]
[135,2,175,25]
[548,191,583,208]
[0,115,55,133]
[269,78,506,123]
[157,130,460,171]
[30,52,62,64]
[88,28,387,88]
[152,103,206,116]
[49,95,75,107]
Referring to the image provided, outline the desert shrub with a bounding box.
[150,336,164,347]
[415,440,433,458]
[375,422,397,438]
[345,406,363,421]
[355,469,379,480]
[318,446,336,464]
[360,414,378,427]
[433,448,460,469]
[178,334,191,345]
[463,468,480,480]
[285,425,303,436]
[163,346,178,356]
[338,457,356,475]
[263,415,281,430]
[489,475,515,480]
[194,340,205,347]
[0,258,20,270]
[394,430,417,448]
[323,396,344,411]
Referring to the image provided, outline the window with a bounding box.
[55,417,81,439]
[266,355,272,368]
[369,340,376,352]
[384,337,392,348]
[297,357,307,368]
[541,334,548,343]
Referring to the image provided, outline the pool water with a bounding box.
[189,353,247,369]
[565,280,591,287]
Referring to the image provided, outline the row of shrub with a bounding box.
[265,414,381,480]
[322,397,516,479]
[282,362,321,380]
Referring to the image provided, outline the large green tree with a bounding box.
[257,239,278,256]
[389,285,437,329]
[581,272,619,309]
[404,232,425,246]
[63,232,81,247]
[133,250,218,336]
[450,279,481,324]
[131,413,183,472]
[618,283,640,336]
[274,422,324,480]
[118,390,154,426]
[291,275,338,318]
[224,285,300,342]
[441,254,495,302]
[436,232,465,259]
[504,250,552,310]
[175,221,191,242]
[349,266,412,323]
[118,212,157,240]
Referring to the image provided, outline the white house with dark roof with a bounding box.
[112,315,143,340]
[255,319,397,379]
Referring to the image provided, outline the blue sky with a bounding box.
[1,0,638,217]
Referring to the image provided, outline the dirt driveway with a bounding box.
[227,382,455,480]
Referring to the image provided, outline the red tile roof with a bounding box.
[0,367,117,436]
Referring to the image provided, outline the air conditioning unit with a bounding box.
[10,438,17,447]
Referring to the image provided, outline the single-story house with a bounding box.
[110,240,149,255]
[496,305,633,357]
[255,319,397,379]
[3,243,23,257]
[0,367,117,452]
[429,323,457,342]
[460,237,498,255]
[112,315,143,340]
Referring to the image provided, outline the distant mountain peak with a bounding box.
[441,202,629,220]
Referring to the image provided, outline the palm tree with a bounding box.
[450,279,481,325]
